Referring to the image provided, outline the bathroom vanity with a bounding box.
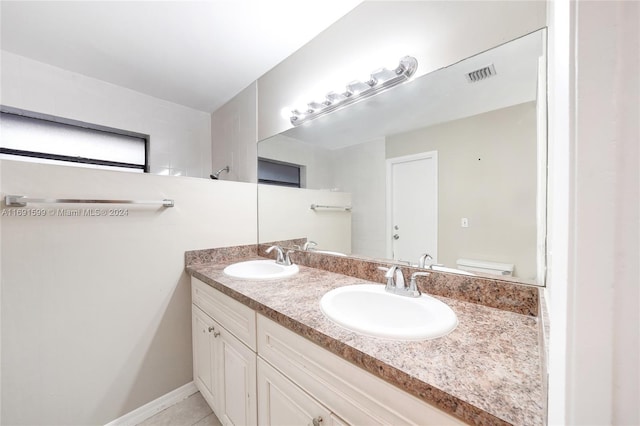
[186,246,545,426]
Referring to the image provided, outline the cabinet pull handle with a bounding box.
[208,326,215,332]
[213,331,221,338]
[312,416,323,426]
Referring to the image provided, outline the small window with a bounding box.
[0,107,148,172]
[258,158,301,188]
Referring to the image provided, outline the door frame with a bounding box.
[385,151,438,262]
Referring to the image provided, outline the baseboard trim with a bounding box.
[104,381,198,426]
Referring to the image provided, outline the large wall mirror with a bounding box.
[258,29,547,286]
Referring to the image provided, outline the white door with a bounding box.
[386,152,438,264]
[192,306,219,412]
[219,328,257,426]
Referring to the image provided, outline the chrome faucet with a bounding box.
[265,245,294,266]
[377,265,420,297]
[302,240,317,251]
[418,253,433,268]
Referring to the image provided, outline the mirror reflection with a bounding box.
[258,30,546,285]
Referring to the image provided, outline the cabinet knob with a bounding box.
[208,326,215,332]
[213,331,221,338]
[312,416,323,426]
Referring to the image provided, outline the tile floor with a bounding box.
[137,392,222,426]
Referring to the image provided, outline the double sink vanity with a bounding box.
[185,244,546,426]
[193,24,549,426]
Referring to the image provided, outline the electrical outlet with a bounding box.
[461,218,469,228]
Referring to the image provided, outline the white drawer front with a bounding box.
[257,314,465,426]
[192,277,257,351]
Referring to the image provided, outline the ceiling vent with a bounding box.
[465,64,497,83]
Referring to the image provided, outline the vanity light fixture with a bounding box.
[290,55,418,126]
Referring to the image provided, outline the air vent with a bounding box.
[465,64,497,83]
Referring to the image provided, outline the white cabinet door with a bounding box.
[258,358,339,426]
[218,327,257,426]
[194,303,258,426]
[192,305,219,411]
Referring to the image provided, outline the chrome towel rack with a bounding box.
[310,204,352,212]
[5,195,174,208]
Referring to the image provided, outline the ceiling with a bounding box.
[0,0,363,113]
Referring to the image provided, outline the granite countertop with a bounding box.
[187,258,543,426]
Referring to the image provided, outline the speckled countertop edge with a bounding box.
[186,258,544,426]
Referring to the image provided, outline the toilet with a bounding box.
[456,258,514,276]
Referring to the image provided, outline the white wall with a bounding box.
[1,50,212,178]
[258,185,351,254]
[332,138,386,258]
[0,160,257,425]
[257,0,546,140]
[547,1,640,424]
[210,82,257,183]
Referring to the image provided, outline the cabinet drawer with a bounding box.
[257,314,465,426]
[192,277,257,351]
[258,358,336,426]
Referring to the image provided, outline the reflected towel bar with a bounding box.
[5,195,174,208]
[310,204,352,211]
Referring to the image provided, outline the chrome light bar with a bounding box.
[290,56,418,126]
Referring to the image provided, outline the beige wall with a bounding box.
[387,102,538,279]
[258,185,351,254]
[257,1,546,140]
[0,160,257,425]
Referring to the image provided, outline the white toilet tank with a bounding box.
[456,258,514,276]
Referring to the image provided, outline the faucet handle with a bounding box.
[283,250,294,266]
[378,266,397,289]
[377,265,396,277]
[408,271,430,296]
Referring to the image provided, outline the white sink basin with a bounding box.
[320,284,457,341]
[223,260,299,280]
